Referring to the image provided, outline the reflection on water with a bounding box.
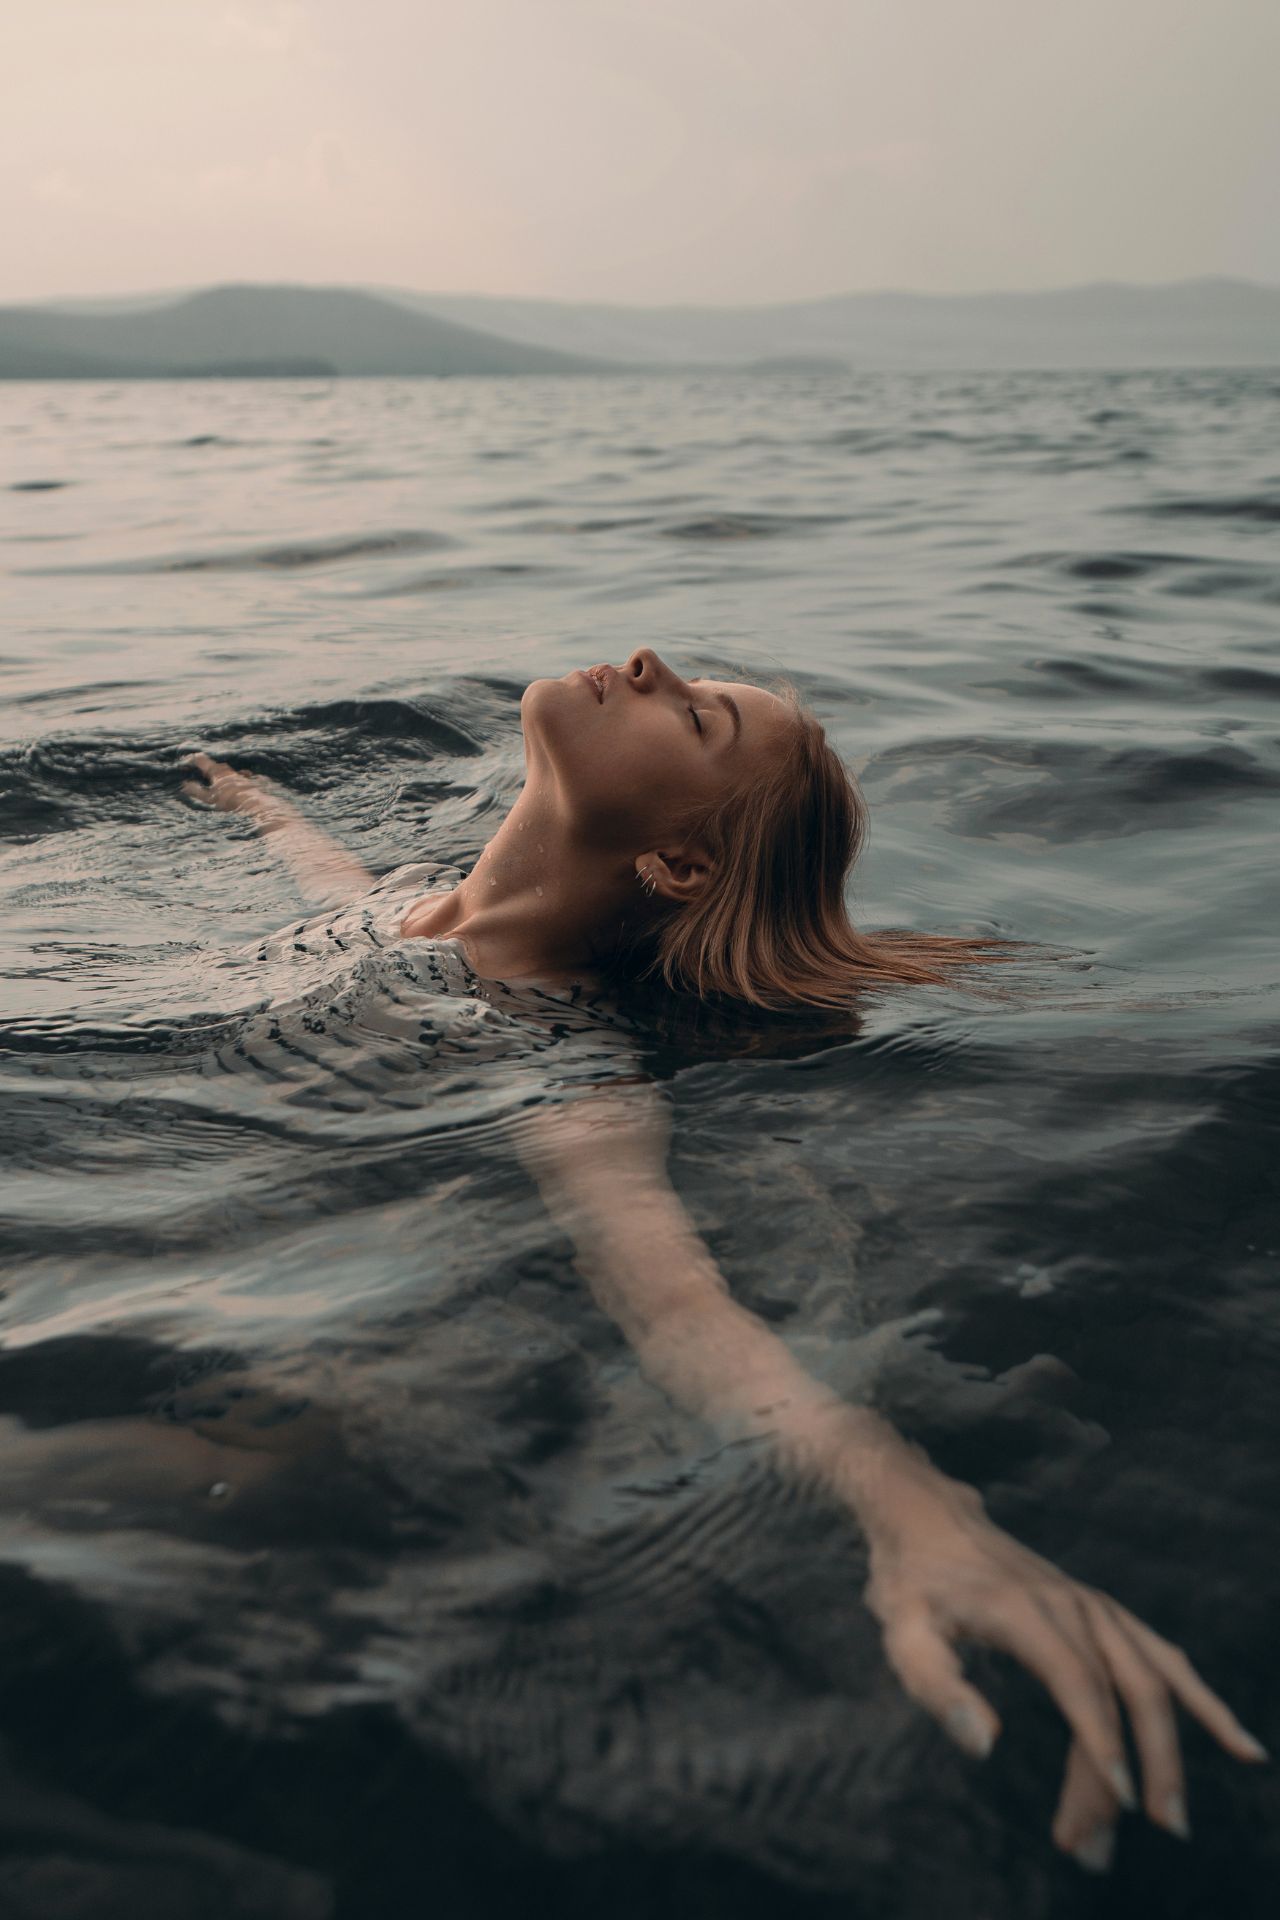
[1,370,1277,1917]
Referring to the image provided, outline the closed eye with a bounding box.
[688,704,704,736]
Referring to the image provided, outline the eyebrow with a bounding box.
[691,680,742,746]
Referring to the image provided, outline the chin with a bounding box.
[520,676,621,807]
[519,676,560,726]
[521,673,592,726]
[519,675,580,765]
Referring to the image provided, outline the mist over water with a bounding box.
[1,369,1278,1917]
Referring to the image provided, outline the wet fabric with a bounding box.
[204,860,644,1122]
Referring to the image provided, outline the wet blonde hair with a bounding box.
[640,685,1015,1012]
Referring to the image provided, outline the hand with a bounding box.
[181,751,270,818]
[862,1467,1267,1869]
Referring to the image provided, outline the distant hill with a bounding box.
[375,276,1280,370]
[0,283,630,379]
[9,276,1279,377]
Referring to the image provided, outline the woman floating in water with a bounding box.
[184,645,1266,1872]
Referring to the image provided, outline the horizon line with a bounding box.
[5,271,1279,313]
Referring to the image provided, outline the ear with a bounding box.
[634,843,713,904]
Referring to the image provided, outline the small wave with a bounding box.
[996,548,1278,599]
[1164,561,1280,605]
[1024,655,1163,699]
[0,695,484,839]
[0,739,179,838]
[12,677,156,712]
[15,528,457,577]
[1133,493,1280,526]
[464,495,552,515]
[823,426,961,453]
[1034,445,1153,473]
[503,513,659,536]
[366,561,558,597]
[1200,666,1280,700]
[1068,554,1160,581]
[850,1021,1001,1087]
[236,695,482,758]
[1056,551,1196,582]
[1102,743,1280,802]
[870,734,1280,843]
[10,479,69,492]
[0,1008,246,1059]
[660,511,848,541]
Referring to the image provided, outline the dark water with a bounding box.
[1,370,1278,1918]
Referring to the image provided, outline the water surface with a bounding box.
[2,370,1278,1917]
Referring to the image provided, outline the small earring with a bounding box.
[637,867,657,897]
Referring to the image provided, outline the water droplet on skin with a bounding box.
[519,823,526,831]
[490,877,497,886]
[536,844,544,853]
[535,885,543,896]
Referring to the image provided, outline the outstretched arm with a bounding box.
[181,752,374,906]
[515,1083,1266,1868]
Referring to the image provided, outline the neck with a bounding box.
[410,784,654,983]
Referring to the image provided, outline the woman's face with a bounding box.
[521,646,794,850]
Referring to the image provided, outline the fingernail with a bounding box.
[1107,1759,1137,1809]
[1238,1731,1270,1762]
[1072,1823,1116,1874]
[944,1704,994,1759]
[1164,1791,1191,1841]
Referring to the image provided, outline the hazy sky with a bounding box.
[7,0,1278,306]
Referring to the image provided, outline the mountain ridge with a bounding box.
[0,283,630,380]
[371,276,1280,368]
[2,276,1276,376]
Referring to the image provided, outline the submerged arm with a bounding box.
[516,1084,1266,1864]
[517,1083,920,1495]
[181,752,374,906]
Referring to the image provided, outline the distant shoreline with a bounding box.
[1,278,1276,378]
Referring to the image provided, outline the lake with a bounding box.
[1,368,1277,1918]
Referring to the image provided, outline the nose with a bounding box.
[622,646,675,691]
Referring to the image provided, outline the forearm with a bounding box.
[619,1267,935,1523]
[544,1155,945,1532]
[238,786,374,906]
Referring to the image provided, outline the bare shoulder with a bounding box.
[398,890,457,941]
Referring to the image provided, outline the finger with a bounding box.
[180,781,210,805]
[1086,1600,1189,1838]
[1104,1599,1269,1765]
[880,1611,1001,1758]
[979,1592,1137,1807]
[186,751,239,787]
[1052,1738,1119,1871]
